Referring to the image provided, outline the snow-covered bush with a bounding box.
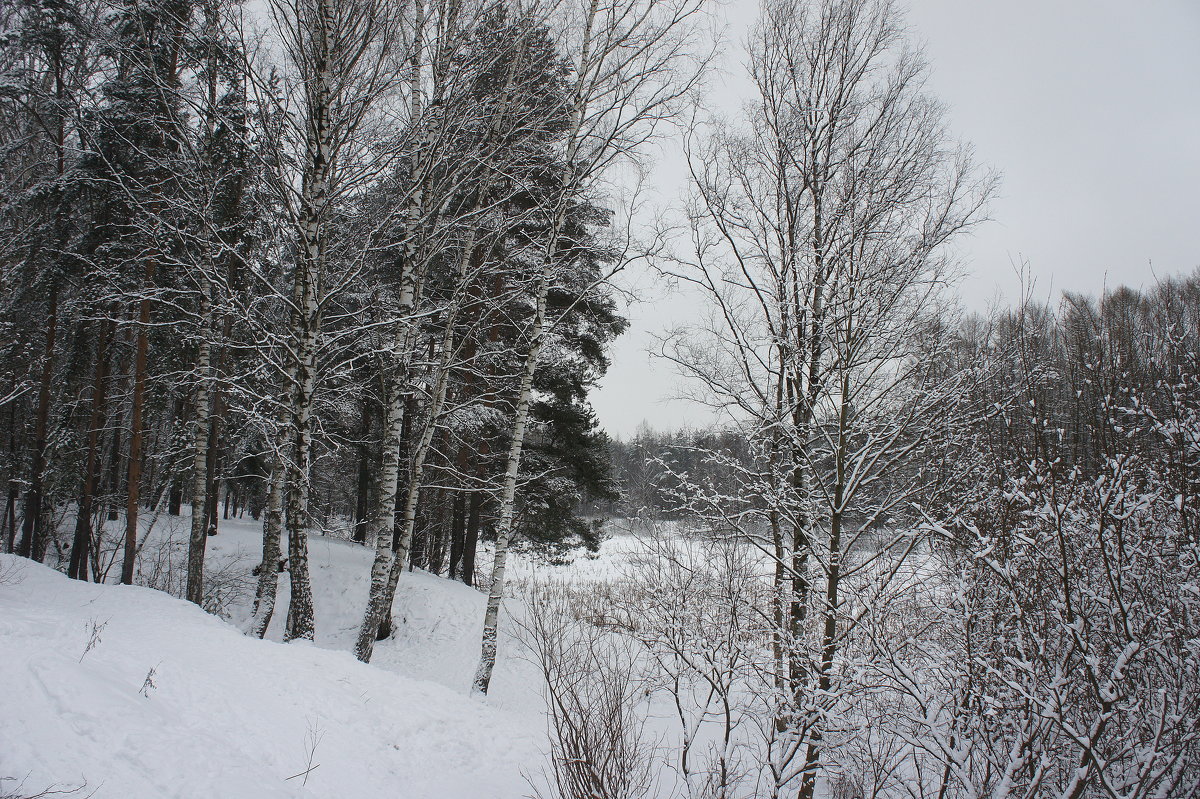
[517,578,655,799]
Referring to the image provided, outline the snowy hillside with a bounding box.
[0,533,549,799]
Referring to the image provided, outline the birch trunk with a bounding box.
[472,277,548,695]
[354,0,426,659]
[355,315,417,661]
[249,454,286,637]
[283,306,319,640]
[277,0,338,641]
[355,310,457,662]
[186,284,213,605]
[470,0,608,694]
[355,0,543,653]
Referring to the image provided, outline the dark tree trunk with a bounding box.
[353,402,372,543]
[17,283,58,561]
[105,419,123,522]
[202,390,225,536]
[104,336,130,522]
[4,486,17,554]
[448,487,465,580]
[168,480,183,515]
[462,489,482,587]
[428,486,447,575]
[70,319,113,580]
[4,401,17,554]
[121,263,153,585]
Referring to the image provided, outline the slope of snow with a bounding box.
[202,515,547,714]
[0,552,544,798]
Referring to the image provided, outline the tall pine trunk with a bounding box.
[461,487,481,586]
[121,264,153,585]
[17,283,57,562]
[69,319,113,580]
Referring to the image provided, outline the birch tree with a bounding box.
[472,0,710,695]
[244,0,403,639]
[177,0,256,605]
[660,0,992,792]
[355,1,582,660]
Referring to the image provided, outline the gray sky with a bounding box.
[590,0,1200,439]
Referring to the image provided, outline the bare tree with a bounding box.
[243,0,404,639]
[876,294,1200,799]
[354,0,568,662]
[660,0,992,794]
[609,528,763,799]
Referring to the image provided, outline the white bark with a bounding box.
[659,2,993,792]
[472,277,548,694]
[249,451,286,638]
[278,0,334,642]
[355,308,459,660]
[185,282,213,606]
[354,296,420,661]
[471,0,708,695]
[356,4,548,660]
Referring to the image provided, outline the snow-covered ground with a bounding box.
[0,514,619,799]
[1,514,944,798]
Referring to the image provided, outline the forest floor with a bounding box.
[0,515,642,799]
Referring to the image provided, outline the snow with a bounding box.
[0,517,550,798]
[0,513,706,798]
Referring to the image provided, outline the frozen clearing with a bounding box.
[0,515,564,799]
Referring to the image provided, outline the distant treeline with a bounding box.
[597,272,1200,540]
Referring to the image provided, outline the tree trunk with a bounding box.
[428,484,447,575]
[249,457,285,638]
[105,411,124,521]
[355,328,413,660]
[4,402,16,554]
[17,283,58,562]
[463,488,482,586]
[356,327,456,661]
[4,486,16,554]
[353,402,372,542]
[121,262,154,585]
[186,286,213,605]
[283,364,317,641]
[203,410,222,535]
[448,482,465,580]
[473,277,548,695]
[70,319,113,580]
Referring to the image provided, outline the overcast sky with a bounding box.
[590,0,1200,439]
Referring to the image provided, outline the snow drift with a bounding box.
[0,554,542,798]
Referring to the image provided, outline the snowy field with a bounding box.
[0,514,656,799]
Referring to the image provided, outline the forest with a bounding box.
[1,0,1197,796]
